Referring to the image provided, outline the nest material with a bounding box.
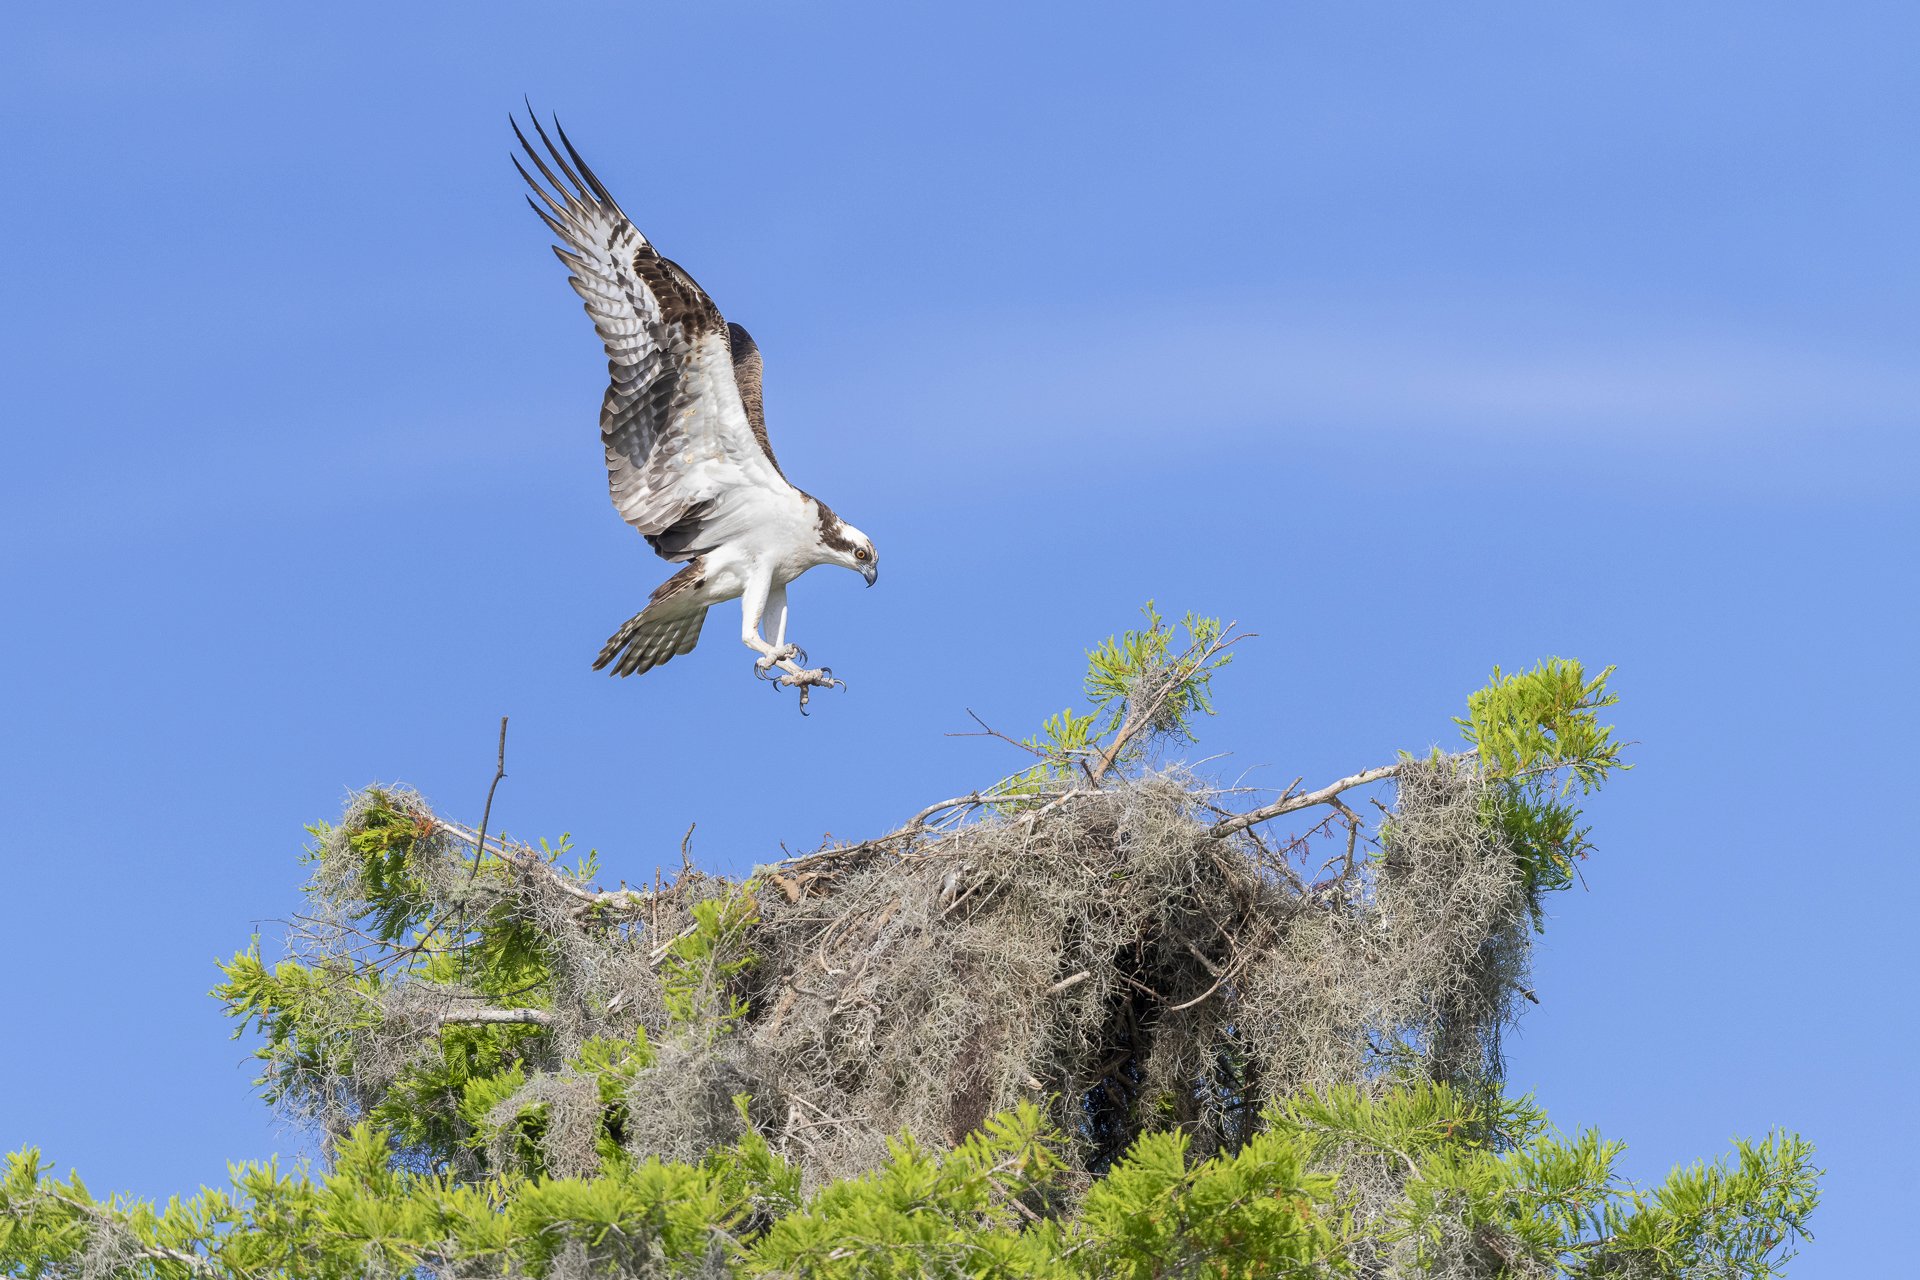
[285,757,1531,1190]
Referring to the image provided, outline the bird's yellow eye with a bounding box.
[855,547,870,561]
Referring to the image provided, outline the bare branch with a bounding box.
[1207,760,1410,839]
[773,788,1093,873]
[946,709,1045,757]
[466,716,509,887]
[432,816,658,916]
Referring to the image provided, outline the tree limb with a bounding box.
[1207,761,1411,839]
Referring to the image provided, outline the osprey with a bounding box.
[514,113,877,710]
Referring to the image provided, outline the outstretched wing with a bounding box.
[515,113,792,561]
[727,322,784,479]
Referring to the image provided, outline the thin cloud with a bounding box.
[807,307,1918,497]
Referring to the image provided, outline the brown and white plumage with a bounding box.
[514,112,876,703]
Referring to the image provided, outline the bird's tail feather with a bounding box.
[594,605,708,677]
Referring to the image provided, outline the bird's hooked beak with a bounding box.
[863,563,878,588]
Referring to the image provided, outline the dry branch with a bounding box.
[1207,761,1410,839]
[465,715,508,889]
[431,816,659,916]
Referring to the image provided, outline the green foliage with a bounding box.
[1008,603,1234,794]
[1078,1124,1338,1278]
[213,926,555,1169]
[1082,602,1231,739]
[750,1105,1066,1278]
[3,620,1821,1278]
[1016,706,1104,789]
[208,790,598,1171]
[319,799,437,944]
[1,1086,1817,1278]
[572,1030,659,1106]
[1456,657,1624,796]
[212,939,380,1110]
[1453,658,1630,919]
[452,1031,664,1180]
[1267,1084,1818,1279]
[663,889,761,1031]
[376,1019,552,1161]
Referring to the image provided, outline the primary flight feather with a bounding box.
[513,112,877,709]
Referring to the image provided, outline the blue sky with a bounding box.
[1,2,1913,1270]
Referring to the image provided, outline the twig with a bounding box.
[1047,970,1091,994]
[1182,939,1225,978]
[368,720,512,975]
[466,716,508,886]
[1330,810,1362,881]
[947,709,1046,757]
[1167,960,1241,1012]
[648,923,700,965]
[1167,925,1252,1012]
[1208,746,1588,841]
[766,985,800,1036]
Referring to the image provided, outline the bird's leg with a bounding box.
[740,577,783,675]
[766,586,807,668]
[739,583,841,710]
[742,581,802,677]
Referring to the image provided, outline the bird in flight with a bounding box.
[513,112,877,711]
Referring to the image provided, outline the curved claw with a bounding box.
[790,646,809,666]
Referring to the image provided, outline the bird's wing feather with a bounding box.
[515,113,792,560]
[594,560,712,676]
[727,322,783,478]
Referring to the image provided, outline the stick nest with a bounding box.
[282,757,1531,1192]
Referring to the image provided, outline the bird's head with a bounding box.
[829,523,878,587]
[814,501,878,586]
